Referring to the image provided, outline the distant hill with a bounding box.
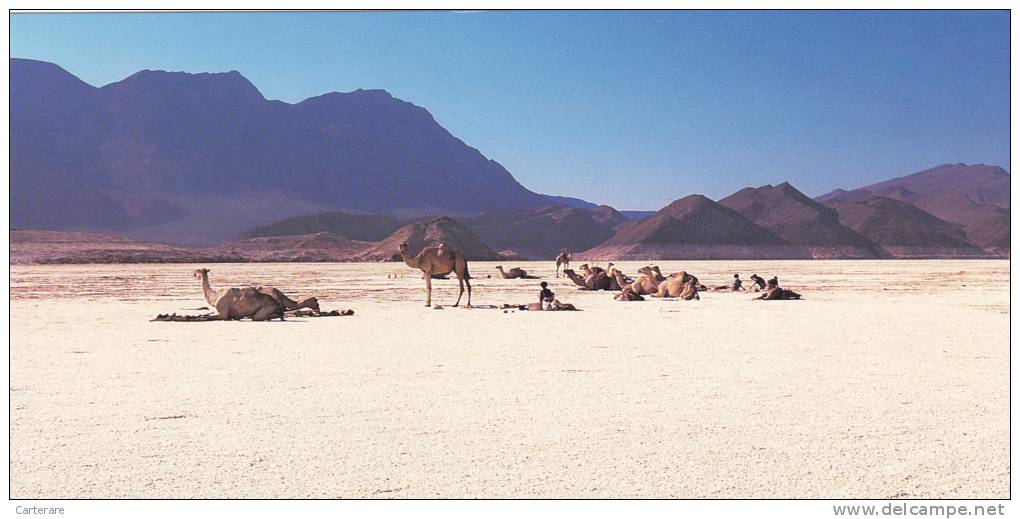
[357,217,502,261]
[906,193,1010,255]
[10,229,237,264]
[212,232,374,262]
[460,204,625,259]
[620,210,658,220]
[836,163,1010,209]
[539,194,598,209]
[11,58,555,245]
[719,182,885,259]
[822,196,992,258]
[816,163,1010,255]
[239,211,405,241]
[239,204,628,260]
[581,195,806,260]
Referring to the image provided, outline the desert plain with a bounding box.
[8,260,1010,498]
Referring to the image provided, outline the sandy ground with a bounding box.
[9,260,1010,498]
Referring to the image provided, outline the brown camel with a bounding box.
[611,269,631,291]
[398,242,472,307]
[257,287,320,312]
[628,266,664,295]
[678,279,700,300]
[563,268,588,288]
[756,279,802,300]
[563,267,618,291]
[648,265,667,282]
[495,266,538,279]
[193,269,284,321]
[651,271,700,299]
[614,286,645,301]
[605,262,620,279]
[555,250,571,278]
[577,264,617,287]
[756,287,802,300]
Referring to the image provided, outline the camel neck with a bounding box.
[400,249,421,270]
[199,273,218,306]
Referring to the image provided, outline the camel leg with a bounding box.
[464,275,472,307]
[454,275,463,307]
[251,305,278,321]
[424,275,432,307]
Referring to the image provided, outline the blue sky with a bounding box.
[10,10,1010,210]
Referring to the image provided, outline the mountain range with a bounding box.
[10,59,1010,261]
[11,58,567,245]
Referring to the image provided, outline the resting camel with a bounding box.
[257,287,320,313]
[563,268,615,291]
[398,242,472,307]
[577,264,620,287]
[651,271,700,300]
[614,286,645,301]
[495,266,538,279]
[647,265,667,282]
[756,287,802,300]
[626,266,663,295]
[756,279,802,300]
[193,268,285,321]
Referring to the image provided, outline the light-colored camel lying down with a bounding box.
[495,266,539,279]
[194,268,285,321]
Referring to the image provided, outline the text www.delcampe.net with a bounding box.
[832,503,1007,517]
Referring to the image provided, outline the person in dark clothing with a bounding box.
[714,273,745,291]
[731,273,744,291]
[539,281,556,310]
[750,274,766,291]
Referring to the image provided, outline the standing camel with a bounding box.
[193,268,285,321]
[398,242,472,307]
[555,251,571,278]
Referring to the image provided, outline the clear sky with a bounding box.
[10,10,1011,210]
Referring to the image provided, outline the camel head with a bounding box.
[495,265,504,271]
[193,268,210,279]
[398,241,410,253]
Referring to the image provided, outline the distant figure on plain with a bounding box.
[715,273,745,292]
[756,277,802,300]
[555,250,571,278]
[749,274,767,292]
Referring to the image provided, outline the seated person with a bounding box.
[749,274,766,291]
[715,273,744,291]
[539,281,556,310]
[756,278,802,300]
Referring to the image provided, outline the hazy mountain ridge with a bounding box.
[10,59,1009,261]
[816,163,1010,254]
[11,58,552,244]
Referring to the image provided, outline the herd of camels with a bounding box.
[187,242,798,320]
